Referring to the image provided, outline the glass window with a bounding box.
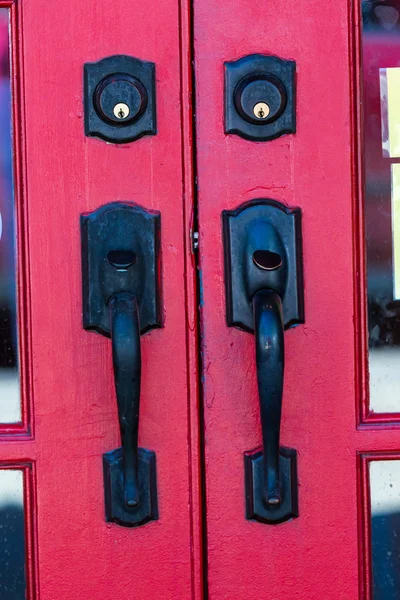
[0,469,26,598]
[370,460,400,599]
[0,8,20,423]
[361,0,400,413]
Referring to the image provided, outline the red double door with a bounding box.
[2,0,399,597]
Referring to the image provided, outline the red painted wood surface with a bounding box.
[192,0,399,598]
[7,0,202,598]
[8,0,399,596]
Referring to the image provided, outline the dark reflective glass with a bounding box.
[0,469,26,598]
[0,8,19,423]
[362,0,400,412]
[370,460,400,599]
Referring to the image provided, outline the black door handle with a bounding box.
[81,202,161,527]
[110,292,141,508]
[223,199,304,524]
[253,289,284,506]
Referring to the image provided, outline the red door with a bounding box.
[194,1,400,599]
[0,0,202,598]
[0,0,399,598]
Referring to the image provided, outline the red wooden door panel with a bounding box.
[2,0,202,598]
[4,0,400,596]
[192,0,400,598]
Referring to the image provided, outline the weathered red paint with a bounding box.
[5,0,202,598]
[192,0,400,598]
[4,0,398,596]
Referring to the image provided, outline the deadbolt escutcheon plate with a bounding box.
[84,55,156,143]
[225,55,296,141]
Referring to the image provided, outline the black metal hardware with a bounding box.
[110,292,141,508]
[223,199,303,524]
[81,202,160,527]
[254,289,284,506]
[84,55,156,143]
[225,55,296,141]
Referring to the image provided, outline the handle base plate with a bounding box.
[81,201,161,337]
[245,447,298,524]
[103,447,158,527]
[223,199,304,332]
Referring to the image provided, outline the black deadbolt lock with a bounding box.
[225,55,296,142]
[84,55,156,143]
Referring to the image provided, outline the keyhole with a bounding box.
[253,102,270,120]
[113,102,130,120]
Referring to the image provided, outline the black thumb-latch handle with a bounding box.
[253,288,284,506]
[110,292,141,508]
[81,202,160,527]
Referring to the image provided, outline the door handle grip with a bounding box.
[223,199,303,523]
[110,292,141,508]
[253,289,284,506]
[81,202,160,527]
